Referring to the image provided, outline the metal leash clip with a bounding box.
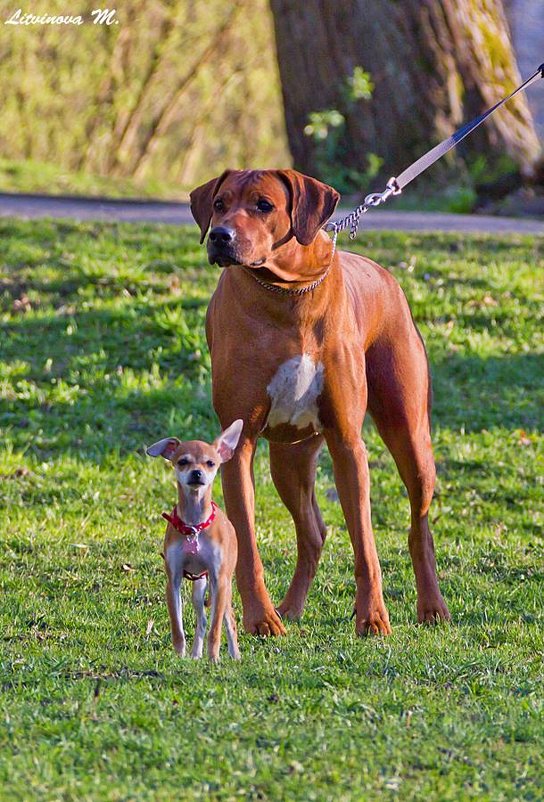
[325,176,402,241]
[364,176,402,208]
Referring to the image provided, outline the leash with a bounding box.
[325,64,544,244]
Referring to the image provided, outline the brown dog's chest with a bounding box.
[207,260,377,443]
[261,352,325,442]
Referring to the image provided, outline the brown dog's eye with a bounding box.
[206,460,215,468]
[213,198,225,212]
[256,199,274,213]
[178,458,189,466]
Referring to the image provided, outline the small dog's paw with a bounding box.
[173,640,187,657]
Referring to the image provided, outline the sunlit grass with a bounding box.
[0,219,542,801]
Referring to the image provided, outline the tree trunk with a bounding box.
[269,0,541,183]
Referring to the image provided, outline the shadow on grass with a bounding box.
[431,351,543,431]
[1,291,542,461]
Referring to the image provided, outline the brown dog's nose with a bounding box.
[209,226,235,244]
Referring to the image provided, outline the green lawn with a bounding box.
[0,160,186,201]
[0,219,542,801]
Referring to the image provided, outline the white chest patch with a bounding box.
[266,354,324,430]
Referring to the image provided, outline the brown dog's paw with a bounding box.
[355,606,392,637]
[276,600,304,621]
[243,606,286,637]
[417,596,451,625]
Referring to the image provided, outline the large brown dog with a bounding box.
[190,169,450,636]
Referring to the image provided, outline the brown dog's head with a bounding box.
[189,170,339,280]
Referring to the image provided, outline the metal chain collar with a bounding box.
[242,232,338,297]
[241,174,397,296]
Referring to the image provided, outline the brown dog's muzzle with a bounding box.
[207,224,265,268]
[207,226,240,266]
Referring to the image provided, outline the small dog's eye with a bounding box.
[213,198,225,212]
[256,199,274,213]
[178,458,189,466]
[206,460,215,468]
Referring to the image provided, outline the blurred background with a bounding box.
[0,0,542,214]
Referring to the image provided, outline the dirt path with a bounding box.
[0,191,543,235]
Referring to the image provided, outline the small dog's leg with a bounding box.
[191,576,208,659]
[208,575,228,663]
[166,577,186,656]
[224,587,240,660]
[165,549,186,656]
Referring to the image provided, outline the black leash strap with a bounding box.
[326,64,544,240]
[396,65,544,191]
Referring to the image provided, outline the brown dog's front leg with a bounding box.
[326,430,392,636]
[221,439,286,636]
[269,437,326,620]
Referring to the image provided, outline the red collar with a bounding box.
[161,501,218,537]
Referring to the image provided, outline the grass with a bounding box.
[0,218,543,801]
[0,160,186,201]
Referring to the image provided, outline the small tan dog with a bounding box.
[146,420,243,662]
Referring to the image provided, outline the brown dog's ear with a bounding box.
[277,170,340,246]
[189,170,232,244]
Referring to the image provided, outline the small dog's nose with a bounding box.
[209,226,235,244]
[189,469,204,483]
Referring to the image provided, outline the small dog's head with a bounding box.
[189,169,339,281]
[146,420,243,493]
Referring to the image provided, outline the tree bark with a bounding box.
[269,0,541,181]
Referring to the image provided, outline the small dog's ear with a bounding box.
[146,437,180,459]
[277,170,340,246]
[214,419,243,463]
[189,170,233,244]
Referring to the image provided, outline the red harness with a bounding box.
[161,502,218,581]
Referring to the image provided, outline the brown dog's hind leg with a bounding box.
[376,421,450,624]
[366,340,451,625]
[269,436,326,620]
